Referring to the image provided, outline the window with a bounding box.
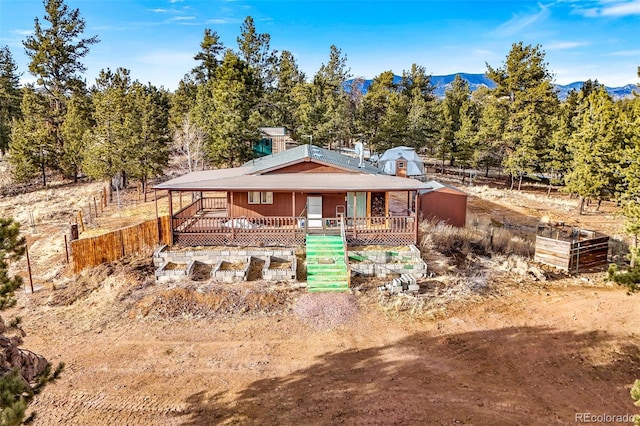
[397,161,406,169]
[248,191,273,204]
[248,191,261,204]
[261,191,273,204]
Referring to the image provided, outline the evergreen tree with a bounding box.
[127,82,170,199]
[23,0,98,100]
[358,71,400,151]
[268,50,305,129]
[237,16,277,89]
[402,64,438,151]
[60,90,93,181]
[22,0,98,173]
[191,29,224,85]
[454,96,480,171]
[0,218,25,309]
[83,68,132,197]
[439,74,471,168]
[619,96,640,263]
[295,45,351,147]
[0,47,22,155]
[194,50,261,167]
[486,42,558,189]
[9,86,57,185]
[473,87,508,177]
[564,86,622,213]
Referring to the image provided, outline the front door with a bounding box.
[307,196,323,228]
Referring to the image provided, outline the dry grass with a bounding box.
[419,219,535,258]
[132,282,294,319]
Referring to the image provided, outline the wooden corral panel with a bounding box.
[535,235,610,272]
[72,216,171,273]
[535,236,572,270]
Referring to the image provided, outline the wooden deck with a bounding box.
[170,197,418,246]
[171,214,417,246]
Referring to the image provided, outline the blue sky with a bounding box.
[0,0,638,91]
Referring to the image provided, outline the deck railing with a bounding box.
[201,197,227,210]
[171,214,417,246]
[173,198,203,231]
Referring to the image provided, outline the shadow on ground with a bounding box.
[177,326,640,425]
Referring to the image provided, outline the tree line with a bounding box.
[0,0,639,252]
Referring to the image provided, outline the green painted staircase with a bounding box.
[305,235,350,292]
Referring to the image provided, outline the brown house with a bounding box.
[418,180,468,227]
[155,145,436,247]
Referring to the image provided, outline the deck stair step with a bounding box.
[305,235,350,292]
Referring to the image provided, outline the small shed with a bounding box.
[418,180,467,227]
[377,146,425,177]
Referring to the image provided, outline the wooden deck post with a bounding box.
[168,190,174,245]
[230,192,235,240]
[154,189,160,243]
[414,191,420,244]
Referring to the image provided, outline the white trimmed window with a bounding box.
[261,191,273,204]
[248,191,261,204]
[248,191,273,204]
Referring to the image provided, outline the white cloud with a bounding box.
[545,41,590,50]
[572,0,640,17]
[601,0,640,16]
[607,49,640,56]
[492,3,551,37]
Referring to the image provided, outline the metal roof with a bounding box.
[418,180,467,195]
[155,172,430,192]
[242,144,381,175]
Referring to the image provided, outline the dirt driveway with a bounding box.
[14,279,640,425]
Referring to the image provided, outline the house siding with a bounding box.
[419,190,467,227]
[228,191,348,218]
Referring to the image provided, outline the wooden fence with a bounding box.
[71,216,171,273]
[534,235,610,272]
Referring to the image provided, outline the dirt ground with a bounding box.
[1,168,639,425]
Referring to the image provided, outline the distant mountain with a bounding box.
[347,73,636,101]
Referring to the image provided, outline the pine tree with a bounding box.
[83,68,132,197]
[9,86,57,185]
[0,218,25,309]
[268,50,306,129]
[191,29,224,85]
[194,50,261,167]
[473,87,508,177]
[619,96,640,263]
[565,86,622,213]
[237,16,278,89]
[402,64,438,151]
[295,45,351,148]
[127,82,170,199]
[22,0,98,179]
[439,75,471,168]
[0,47,22,155]
[486,42,558,189]
[60,90,93,181]
[358,71,399,151]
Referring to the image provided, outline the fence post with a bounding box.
[26,244,34,293]
[64,235,69,264]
